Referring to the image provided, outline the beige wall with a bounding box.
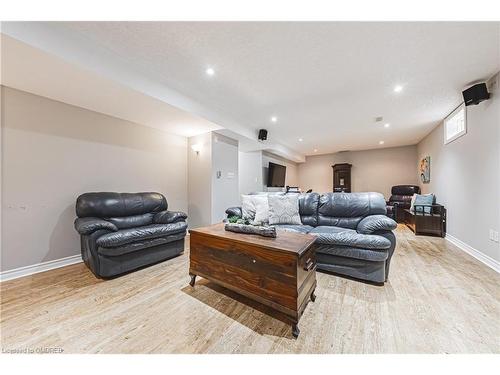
[298,146,418,198]
[417,73,500,262]
[1,86,188,272]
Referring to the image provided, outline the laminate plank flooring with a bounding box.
[1,225,499,353]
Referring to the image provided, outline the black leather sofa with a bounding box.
[386,185,420,222]
[226,192,397,284]
[74,192,187,278]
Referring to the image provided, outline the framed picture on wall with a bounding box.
[420,156,431,183]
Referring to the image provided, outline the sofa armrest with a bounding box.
[225,206,242,218]
[74,217,118,235]
[153,210,188,224]
[357,215,397,234]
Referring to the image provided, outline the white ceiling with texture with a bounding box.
[62,22,500,155]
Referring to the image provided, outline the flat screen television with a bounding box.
[267,162,286,187]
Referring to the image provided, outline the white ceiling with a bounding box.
[0,34,221,138]
[2,22,499,159]
[61,22,500,155]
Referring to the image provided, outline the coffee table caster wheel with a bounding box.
[292,324,300,338]
[189,274,196,287]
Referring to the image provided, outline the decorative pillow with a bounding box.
[413,193,434,214]
[241,195,257,220]
[268,194,302,225]
[409,193,417,212]
[253,195,270,224]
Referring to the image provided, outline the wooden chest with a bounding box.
[189,223,317,337]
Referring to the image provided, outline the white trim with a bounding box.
[0,254,83,282]
[446,234,500,273]
[444,103,467,144]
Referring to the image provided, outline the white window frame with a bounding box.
[444,104,467,144]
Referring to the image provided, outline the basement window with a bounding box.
[444,104,467,144]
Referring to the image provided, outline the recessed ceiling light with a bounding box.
[393,85,403,93]
[298,138,303,142]
[271,116,277,123]
[384,123,390,128]
[314,149,318,152]
[379,140,385,145]
[206,67,215,76]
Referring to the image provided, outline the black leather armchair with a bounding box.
[74,192,187,278]
[386,185,420,222]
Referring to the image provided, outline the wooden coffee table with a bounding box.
[189,223,317,338]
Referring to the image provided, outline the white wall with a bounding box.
[187,132,212,229]
[297,146,418,198]
[188,131,239,227]
[1,86,188,272]
[211,133,239,223]
[238,150,263,196]
[417,73,500,262]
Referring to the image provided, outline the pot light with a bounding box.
[271,116,277,123]
[298,138,303,142]
[379,140,385,145]
[384,123,390,128]
[393,85,403,93]
[206,67,215,76]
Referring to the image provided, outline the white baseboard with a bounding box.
[446,234,500,273]
[0,254,83,282]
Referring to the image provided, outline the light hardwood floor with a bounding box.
[1,225,499,353]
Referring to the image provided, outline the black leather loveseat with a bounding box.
[74,192,187,278]
[226,192,397,284]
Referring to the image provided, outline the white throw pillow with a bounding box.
[253,195,270,225]
[241,194,257,220]
[268,194,302,225]
[409,193,417,212]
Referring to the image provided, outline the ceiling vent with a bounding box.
[374,116,383,122]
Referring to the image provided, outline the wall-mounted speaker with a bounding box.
[258,129,268,141]
[462,83,490,106]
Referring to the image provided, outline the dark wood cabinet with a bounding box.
[404,205,446,237]
[189,223,317,338]
[332,163,352,192]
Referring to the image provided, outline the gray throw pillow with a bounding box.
[268,194,302,225]
[413,194,434,214]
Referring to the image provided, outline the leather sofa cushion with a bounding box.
[298,193,320,226]
[153,210,188,224]
[309,226,391,249]
[391,185,420,196]
[74,217,118,235]
[274,224,314,234]
[98,232,186,257]
[106,213,155,229]
[76,192,167,218]
[96,222,187,248]
[357,215,397,234]
[315,244,388,262]
[318,192,386,228]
